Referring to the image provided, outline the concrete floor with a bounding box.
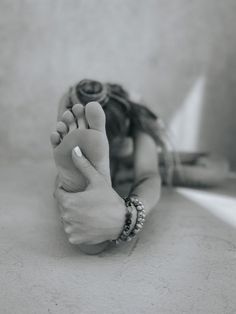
[0,160,236,314]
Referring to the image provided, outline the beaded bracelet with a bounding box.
[114,202,134,245]
[114,196,146,245]
[124,197,146,241]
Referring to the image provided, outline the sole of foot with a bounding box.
[50,101,111,254]
[51,101,111,191]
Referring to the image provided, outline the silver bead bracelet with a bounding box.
[114,196,146,245]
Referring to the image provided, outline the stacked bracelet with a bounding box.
[125,197,146,240]
[114,196,146,245]
[114,204,134,245]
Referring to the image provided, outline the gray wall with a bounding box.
[1,0,236,168]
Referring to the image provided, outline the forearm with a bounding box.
[129,173,161,215]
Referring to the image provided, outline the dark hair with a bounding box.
[68,79,174,183]
[69,79,165,144]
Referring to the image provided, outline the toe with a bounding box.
[61,110,77,131]
[62,110,74,125]
[85,101,106,132]
[72,104,88,129]
[72,103,84,117]
[50,131,61,148]
[56,121,68,138]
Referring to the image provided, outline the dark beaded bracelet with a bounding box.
[113,199,135,245]
[124,197,146,241]
[114,196,146,245]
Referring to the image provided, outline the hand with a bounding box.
[55,147,126,245]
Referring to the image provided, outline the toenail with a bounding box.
[87,101,99,106]
[56,121,68,133]
[72,103,84,116]
[62,110,74,123]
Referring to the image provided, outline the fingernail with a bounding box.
[73,146,82,157]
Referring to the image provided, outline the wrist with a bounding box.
[128,204,137,233]
[110,198,127,240]
[113,196,146,245]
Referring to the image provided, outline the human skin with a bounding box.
[54,130,161,245]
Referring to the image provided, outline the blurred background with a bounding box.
[0,0,236,170]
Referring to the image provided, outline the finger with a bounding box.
[68,234,84,245]
[60,217,72,231]
[60,212,72,223]
[71,146,101,184]
[54,186,70,207]
[64,224,74,234]
[61,211,82,224]
[57,202,64,215]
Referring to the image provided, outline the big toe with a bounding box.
[85,102,106,132]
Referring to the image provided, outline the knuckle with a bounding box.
[68,235,83,245]
[64,225,72,234]
[61,213,70,223]
[68,237,76,244]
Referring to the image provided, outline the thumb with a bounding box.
[72,146,100,183]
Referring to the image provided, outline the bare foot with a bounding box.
[50,102,111,192]
[50,102,111,254]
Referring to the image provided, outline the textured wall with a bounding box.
[0,0,236,168]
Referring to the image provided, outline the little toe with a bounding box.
[50,131,61,148]
[72,104,88,129]
[56,121,68,138]
[85,101,106,132]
